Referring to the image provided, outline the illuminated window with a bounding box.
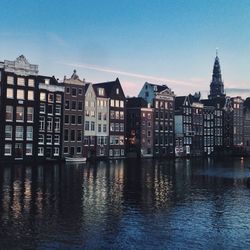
[6,88,13,98]
[17,89,25,100]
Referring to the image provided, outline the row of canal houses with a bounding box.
[0,54,250,162]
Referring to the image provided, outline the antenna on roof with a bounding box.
[216,48,218,57]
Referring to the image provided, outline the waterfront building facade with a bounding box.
[94,78,126,158]
[93,85,109,158]
[126,97,154,158]
[83,83,97,158]
[139,82,175,157]
[63,70,85,158]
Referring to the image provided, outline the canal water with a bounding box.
[1,158,250,249]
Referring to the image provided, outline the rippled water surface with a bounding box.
[1,158,250,249]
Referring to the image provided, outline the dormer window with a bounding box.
[45,79,50,85]
[98,88,104,96]
[116,88,119,94]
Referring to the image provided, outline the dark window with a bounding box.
[71,115,76,124]
[78,88,82,95]
[64,129,69,141]
[78,101,83,111]
[66,87,70,94]
[65,100,70,109]
[65,115,69,124]
[72,88,77,96]
[77,116,82,124]
[71,101,76,110]
[70,130,75,141]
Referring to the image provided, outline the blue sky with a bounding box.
[1,0,250,97]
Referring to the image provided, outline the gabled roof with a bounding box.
[92,84,108,98]
[201,96,226,108]
[94,78,125,98]
[126,97,149,108]
[175,96,186,110]
[145,82,170,93]
[244,97,250,109]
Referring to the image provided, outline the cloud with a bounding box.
[60,61,199,87]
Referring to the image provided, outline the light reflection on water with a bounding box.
[0,158,250,249]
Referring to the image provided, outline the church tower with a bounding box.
[208,51,226,99]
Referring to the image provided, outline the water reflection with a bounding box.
[0,158,250,249]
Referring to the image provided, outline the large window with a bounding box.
[28,90,34,100]
[6,88,13,98]
[15,126,24,140]
[54,135,60,144]
[26,144,33,156]
[54,147,60,156]
[56,94,62,103]
[46,135,52,144]
[55,117,60,132]
[5,125,12,140]
[77,130,82,142]
[6,106,13,121]
[38,147,44,156]
[64,129,69,141]
[91,122,95,131]
[55,105,61,115]
[47,104,53,115]
[38,134,44,144]
[17,77,25,86]
[47,117,53,132]
[26,126,33,140]
[7,76,14,85]
[28,78,35,87]
[39,116,45,131]
[4,144,12,156]
[78,101,83,111]
[40,103,46,113]
[48,93,54,103]
[16,106,24,122]
[27,107,34,122]
[17,89,25,100]
[85,121,89,131]
[40,92,46,101]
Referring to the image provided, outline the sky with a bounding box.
[0,0,250,98]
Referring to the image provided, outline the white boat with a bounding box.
[65,157,87,163]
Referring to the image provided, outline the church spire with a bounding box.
[208,51,225,99]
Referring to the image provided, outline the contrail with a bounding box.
[60,62,197,87]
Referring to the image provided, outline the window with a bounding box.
[26,144,33,156]
[110,111,115,119]
[98,88,104,96]
[40,103,46,113]
[115,123,119,132]
[120,101,124,108]
[110,123,114,131]
[115,100,119,107]
[47,104,53,114]
[90,111,95,117]
[84,137,89,145]
[65,100,70,109]
[6,106,13,121]
[17,77,25,86]
[26,126,33,140]
[71,101,76,110]
[85,121,89,131]
[7,88,13,98]
[47,117,53,132]
[39,116,45,131]
[56,94,62,103]
[66,87,70,94]
[38,134,44,144]
[28,79,35,87]
[71,130,75,141]
[72,88,77,96]
[98,124,101,132]
[77,130,82,141]
[98,112,102,120]
[5,125,12,140]
[55,117,60,132]
[78,101,83,111]
[85,110,90,116]
[77,147,82,154]
[40,92,46,101]
[48,93,54,102]
[77,116,82,125]
[46,135,52,144]
[17,89,25,100]
[103,124,107,133]
[16,106,24,122]
[78,88,82,95]
[103,113,107,120]
[7,76,14,85]
[116,88,119,94]
[71,115,76,125]
[54,135,60,144]
[65,115,69,124]
[111,99,115,107]
[120,111,124,119]
[55,105,61,115]
[54,147,59,156]
[28,90,34,100]
[64,147,69,154]
[120,123,124,132]
[4,144,12,156]
[27,107,34,122]
[38,147,44,156]
[15,126,23,140]
[91,122,95,131]
[64,129,69,141]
